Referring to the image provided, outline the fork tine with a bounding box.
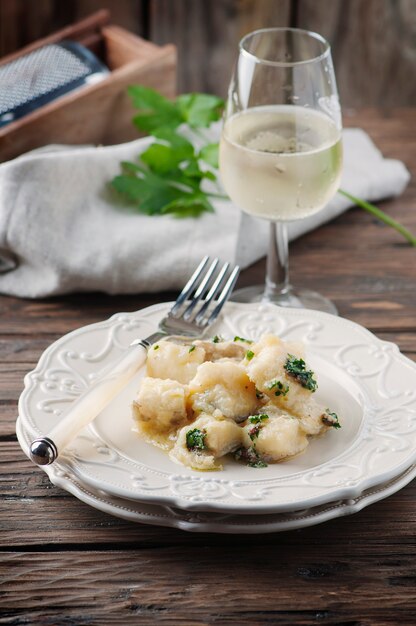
[205,265,240,326]
[182,258,219,320]
[170,256,209,316]
[194,261,230,324]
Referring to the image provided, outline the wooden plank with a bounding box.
[0,293,175,335]
[0,548,415,625]
[0,335,61,362]
[0,2,145,57]
[295,0,416,107]
[0,364,37,401]
[0,0,61,57]
[71,1,146,38]
[3,489,416,550]
[149,0,291,96]
[0,9,110,65]
[0,405,18,438]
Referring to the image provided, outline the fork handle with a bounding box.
[29,341,149,466]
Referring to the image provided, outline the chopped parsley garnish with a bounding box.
[212,335,222,343]
[266,380,289,397]
[248,414,269,424]
[247,415,269,441]
[186,428,207,451]
[234,446,267,468]
[245,350,255,361]
[248,426,260,441]
[250,458,268,469]
[153,345,159,350]
[255,388,264,399]
[233,336,253,344]
[188,345,196,353]
[284,354,317,392]
[322,409,341,429]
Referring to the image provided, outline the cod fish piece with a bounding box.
[170,413,242,471]
[147,340,206,384]
[189,360,258,421]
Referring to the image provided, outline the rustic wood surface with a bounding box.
[1,0,416,106]
[1,108,416,624]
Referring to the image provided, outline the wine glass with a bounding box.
[219,28,342,314]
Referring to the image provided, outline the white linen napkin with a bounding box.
[0,128,410,298]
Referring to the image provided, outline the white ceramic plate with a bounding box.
[16,417,416,534]
[18,302,416,514]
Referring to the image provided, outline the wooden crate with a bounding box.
[0,10,177,162]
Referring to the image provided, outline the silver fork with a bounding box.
[29,257,240,466]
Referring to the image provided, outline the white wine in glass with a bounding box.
[220,28,343,313]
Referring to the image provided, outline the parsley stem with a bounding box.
[339,189,416,247]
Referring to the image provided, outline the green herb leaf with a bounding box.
[176,93,224,128]
[284,354,317,392]
[322,409,341,429]
[248,425,261,441]
[250,458,268,468]
[189,345,196,353]
[234,446,268,468]
[245,350,255,361]
[112,165,184,216]
[212,335,223,343]
[140,131,194,175]
[161,192,215,218]
[112,87,226,219]
[186,428,207,451]
[128,86,184,133]
[128,87,224,134]
[199,143,220,168]
[247,415,268,441]
[339,189,416,247]
[266,380,290,397]
[233,336,253,344]
[248,414,269,424]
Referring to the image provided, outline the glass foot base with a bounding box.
[231,285,338,315]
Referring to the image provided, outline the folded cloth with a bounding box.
[0,128,410,298]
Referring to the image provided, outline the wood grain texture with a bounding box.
[295,0,416,107]
[149,0,416,104]
[149,0,291,96]
[1,0,416,107]
[0,108,415,625]
[0,547,415,624]
[0,0,145,54]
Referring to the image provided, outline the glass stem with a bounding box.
[263,221,290,301]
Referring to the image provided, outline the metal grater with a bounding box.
[0,40,109,126]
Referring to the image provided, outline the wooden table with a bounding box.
[1,109,415,625]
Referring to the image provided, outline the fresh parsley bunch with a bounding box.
[111,86,226,218]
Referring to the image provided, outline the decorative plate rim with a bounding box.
[17,301,416,513]
[16,417,416,534]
